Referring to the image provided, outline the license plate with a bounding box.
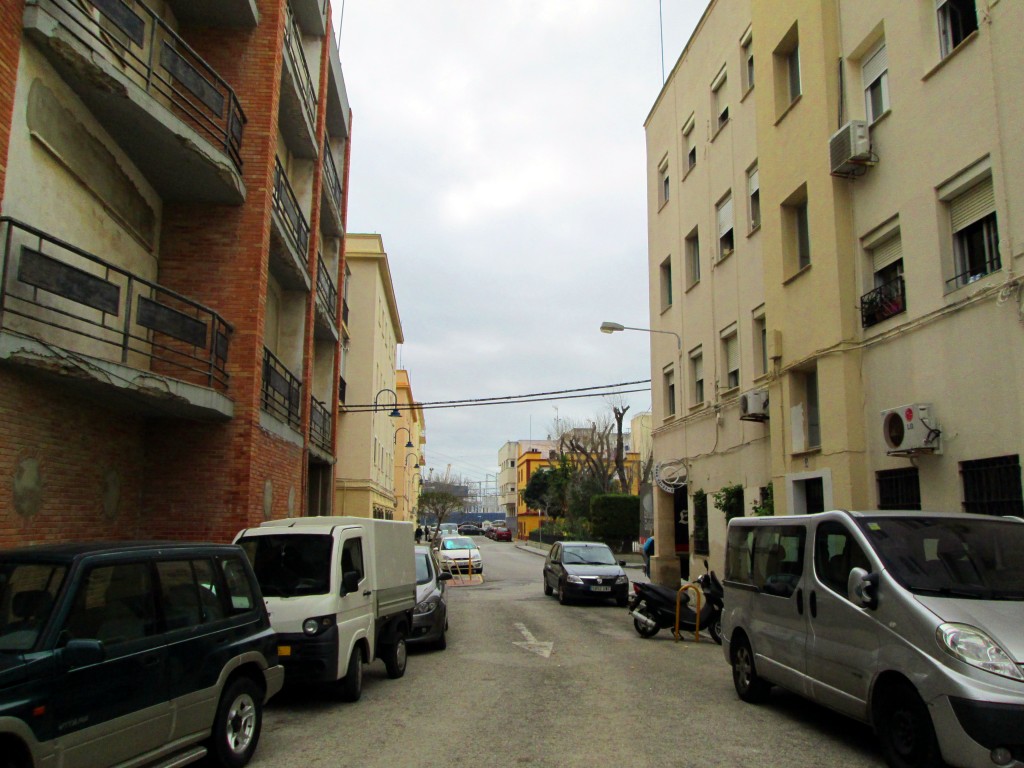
[278,645,291,656]
[591,586,611,592]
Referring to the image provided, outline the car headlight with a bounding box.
[615,575,628,585]
[442,554,454,561]
[414,596,440,615]
[937,623,1024,681]
[302,615,335,636]
[567,575,584,584]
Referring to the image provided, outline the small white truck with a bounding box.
[234,516,416,700]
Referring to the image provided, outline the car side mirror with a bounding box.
[341,570,361,595]
[61,638,106,669]
[438,572,452,582]
[847,567,879,610]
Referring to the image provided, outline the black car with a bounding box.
[542,541,629,606]
[0,541,284,768]
[457,524,483,536]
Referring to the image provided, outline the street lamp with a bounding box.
[374,388,401,418]
[405,452,420,470]
[394,426,414,448]
[600,321,681,351]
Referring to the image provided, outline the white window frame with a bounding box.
[720,324,739,391]
[862,40,889,123]
[659,256,673,310]
[711,66,729,131]
[747,163,761,231]
[663,365,677,418]
[936,0,978,59]
[716,193,735,260]
[686,227,701,287]
[682,114,696,172]
[689,347,704,406]
[740,26,754,93]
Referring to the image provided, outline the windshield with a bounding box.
[238,534,333,597]
[442,537,474,551]
[562,545,616,565]
[416,553,434,584]
[857,516,1024,600]
[0,562,67,652]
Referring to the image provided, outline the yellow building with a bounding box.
[645,0,1024,580]
[334,234,404,519]
[393,369,425,523]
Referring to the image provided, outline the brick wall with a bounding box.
[0,0,24,202]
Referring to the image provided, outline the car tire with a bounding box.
[876,681,944,768]
[382,636,408,679]
[435,627,447,651]
[557,582,570,605]
[209,676,263,768]
[543,578,553,596]
[336,647,363,702]
[732,635,771,703]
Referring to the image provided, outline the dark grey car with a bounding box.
[543,541,629,606]
[409,546,450,649]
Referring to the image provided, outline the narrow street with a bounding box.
[253,538,886,768]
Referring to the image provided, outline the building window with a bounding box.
[711,66,728,131]
[960,455,1024,516]
[774,23,801,117]
[690,348,704,405]
[741,27,754,92]
[947,178,1000,289]
[716,193,734,260]
[862,40,889,123]
[862,233,906,328]
[877,468,921,510]
[753,312,767,376]
[663,366,677,418]
[747,163,760,231]
[658,158,670,207]
[788,47,801,101]
[782,184,810,272]
[682,114,696,173]
[937,0,978,59]
[660,256,673,310]
[685,227,700,287]
[805,369,820,449]
[721,329,739,390]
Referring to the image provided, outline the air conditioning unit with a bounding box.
[829,120,872,176]
[739,388,769,422]
[881,403,941,456]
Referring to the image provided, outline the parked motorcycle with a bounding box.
[628,562,724,644]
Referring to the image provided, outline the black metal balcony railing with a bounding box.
[273,156,310,257]
[322,149,343,213]
[860,276,906,329]
[262,346,302,429]
[43,0,246,171]
[283,2,318,131]
[310,394,332,454]
[316,253,337,319]
[0,217,231,389]
[338,375,347,405]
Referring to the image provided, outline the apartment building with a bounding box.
[645,0,1024,579]
[0,0,351,544]
[393,368,425,523]
[498,440,520,522]
[333,233,404,519]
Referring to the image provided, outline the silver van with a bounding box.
[722,511,1024,768]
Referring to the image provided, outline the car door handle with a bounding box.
[362,590,372,597]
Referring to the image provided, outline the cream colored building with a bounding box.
[334,233,404,519]
[645,0,1024,582]
[498,441,520,521]
[393,369,425,523]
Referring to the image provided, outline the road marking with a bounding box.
[513,622,553,658]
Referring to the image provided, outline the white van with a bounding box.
[722,511,1024,768]
[235,517,416,701]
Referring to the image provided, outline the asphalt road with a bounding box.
[251,538,887,768]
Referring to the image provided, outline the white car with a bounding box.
[438,536,483,575]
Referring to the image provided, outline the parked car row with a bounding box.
[486,525,512,541]
[0,517,445,768]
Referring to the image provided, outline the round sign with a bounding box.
[654,459,688,492]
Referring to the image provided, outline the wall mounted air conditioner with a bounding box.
[881,403,941,456]
[829,120,872,176]
[739,388,769,422]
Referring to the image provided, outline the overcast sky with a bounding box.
[335,2,703,486]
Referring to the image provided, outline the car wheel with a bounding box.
[557,582,569,605]
[336,647,363,702]
[732,635,771,703]
[435,627,447,651]
[383,636,408,679]
[876,681,944,768]
[210,676,262,768]
[543,578,553,596]
[633,614,660,638]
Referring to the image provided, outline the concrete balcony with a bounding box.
[0,217,233,421]
[314,252,338,341]
[279,2,318,160]
[165,0,258,28]
[320,148,343,237]
[310,393,332,457]
[290,0,326,38]
[261,346,302,430]
[326,31,351,141]
[269,156,311,291]
[23,0,247,204]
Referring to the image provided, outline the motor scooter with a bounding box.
[628,561,724,644]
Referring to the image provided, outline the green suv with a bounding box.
[0,541,284,768]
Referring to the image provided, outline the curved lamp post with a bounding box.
[600,321,681,351]
[374,388,401,418]
[395,426,414,448]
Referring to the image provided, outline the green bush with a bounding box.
[588,494,639,550]
[713,484,745,521]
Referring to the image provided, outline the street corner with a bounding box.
[447,573,484,587]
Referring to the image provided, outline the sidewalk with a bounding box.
[515,539,646,570]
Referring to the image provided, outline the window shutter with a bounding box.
[950,179,995,232]
[748,168,759,196]
[862,42,888,87]
[693,355,703,381]
[717,196,734,236]
[725,336,739,373]
[872,235,902,273]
